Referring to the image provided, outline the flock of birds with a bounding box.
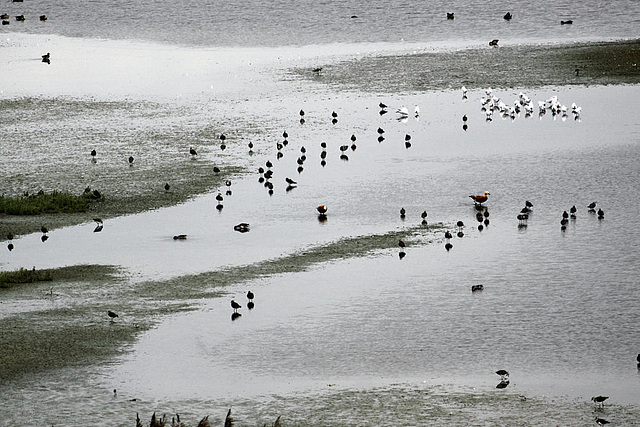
[471,87,583,122]
[0,51,623,423]
[134,407,281,427]
[515,199,605,231]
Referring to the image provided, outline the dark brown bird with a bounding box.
[190,147,198,156]
[317,205,327,214]
[164,183,170,191]
[247,291,254,301]
[107,310,118,320]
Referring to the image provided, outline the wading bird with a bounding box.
[230,300,241,313]
[470,191,490,205]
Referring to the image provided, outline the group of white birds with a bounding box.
[461,86,582,122]
[395,105,420,122]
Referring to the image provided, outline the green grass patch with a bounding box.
[0,267,53,288]
[0,190,102,215]
[0,264,120,289]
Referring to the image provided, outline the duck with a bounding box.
[469,191,490,205]
[447,12,454,20]
[503,12,512,20]
[489,39,499,47]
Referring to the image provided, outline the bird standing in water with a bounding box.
[591,396,609,407]
[470,191,490,205]
[230,300,241,313]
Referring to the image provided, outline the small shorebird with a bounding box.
[230,300,241,313]
[592,396,609,407]
[471,284,484,292]
[400,207,406,218]
[128,156,134,165]
[496,369,509,380]
[503,12,512,20]
[588,201,597,210]
[489,39,499,47]
[164,183,170,191]
[247,291,254,301]
[447,12,454,20]
[470,191,490,205]
[595,417,610,426]
[190,147,198,156]
[107,310,118,320]
[317,205,327,214]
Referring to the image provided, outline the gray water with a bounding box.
[1,0,640,425]
[2,0,640,47]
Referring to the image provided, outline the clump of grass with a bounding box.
[0,267,52,288]
[0,189,102,215]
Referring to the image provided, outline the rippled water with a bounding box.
[2,0,640,46]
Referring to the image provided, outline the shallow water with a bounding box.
[2,77,640,425]
[2,1,640,424]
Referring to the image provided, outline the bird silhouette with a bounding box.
[230,300,241,313]
[108,310,118,320]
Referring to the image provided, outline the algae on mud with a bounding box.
[297,39,640,93]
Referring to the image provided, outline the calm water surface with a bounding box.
[1,0,640,425]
